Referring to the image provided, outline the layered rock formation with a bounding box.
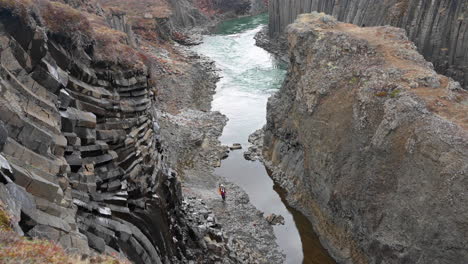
[264,13,468,264]
[267,0,468,89]
[169,0,267,29]
[0,0,284,263]
[0,0,248,263]
[0,4,190,263]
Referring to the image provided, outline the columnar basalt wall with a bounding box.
[0,3,213,263]
[267,0,468,89]
[264,13,468,264]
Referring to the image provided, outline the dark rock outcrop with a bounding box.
[267,0,468,89]
[264,13,468,264]
[0,2,234,262]
[0,0,284,262]
[249,0,268,15]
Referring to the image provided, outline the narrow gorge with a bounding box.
[0,1,467,264]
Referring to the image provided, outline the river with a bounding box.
[192,14,335,264]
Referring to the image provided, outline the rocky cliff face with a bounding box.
[0,0,248,263]
[0,0,283,263]
[267,0,468,89]
[169,0,267,29]
[0,3,191,263]
[264,13,468,264]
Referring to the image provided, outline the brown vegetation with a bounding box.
[39,0,94,46]
[89,14,145,69]
[0,0,148,69]
[98,0,172,19]
[0,205,129,264]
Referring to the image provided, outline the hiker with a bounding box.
[218,184,226,202]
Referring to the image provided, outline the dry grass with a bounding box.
[0,0,33,12]
[98,0,172,19]
[0,201,12,232]
[0,0,147,69]
[0,234,130,264]
[39,1,93,45]
[0,0,34,23]
[93,19,144,69]
[0,205,129,264]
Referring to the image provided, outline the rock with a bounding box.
[243,151,253,161]
[58,89,71,110]
[0,154,12,175]
[0,121,7,151]
[0,1,286,263]
[229,143,242,150]
[263,13,468,264]
[265,214,285,225]
[267,0,468,89]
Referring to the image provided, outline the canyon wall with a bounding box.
[267,0,468,89]
[0,3,187,263]
[0,0,247,263]
[264,13,468,264]
[169,0,267,28]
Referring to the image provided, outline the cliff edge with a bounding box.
[264,12,468,264]
[266,0,468,90]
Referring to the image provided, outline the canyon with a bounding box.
[262,12,468,264]
[0,0,466,264]
[0,0,277,263]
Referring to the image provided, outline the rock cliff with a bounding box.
[266,0,468,89]
[0,0,284,263]
[264,13,468,264]
[0,2,194,263]
[0,0,266,263]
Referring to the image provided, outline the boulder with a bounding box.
[229,143,242,150]
[265,214,285,225]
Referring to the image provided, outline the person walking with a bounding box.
[218,184,226,202]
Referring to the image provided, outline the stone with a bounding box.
[263,13,468,264]
[28,225,61,242]
[84,231,106,253]
[0,154,12,174]
[58,89,72,110]
[265,214,285,225]
[70,232,90,254]
[9,162,61,202]
[229,143,242,150]
[0,120,7,151]
[243,151,253,161]
[267,0,468,89]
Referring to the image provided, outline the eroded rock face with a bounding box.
[264,13,468,264]
[0,5,212,263]
[267,0,468,89]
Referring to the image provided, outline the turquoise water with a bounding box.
[192,14,335,264]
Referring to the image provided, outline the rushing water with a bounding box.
[193,14,335,264]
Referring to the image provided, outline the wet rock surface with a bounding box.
[266,0,468,89]
[263,13,468,264]
[254,27,288,64]
[244,128,265,162]
[156,68,285,263]
[265,214,285,226]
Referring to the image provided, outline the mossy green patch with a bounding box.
[390,89,401,98]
